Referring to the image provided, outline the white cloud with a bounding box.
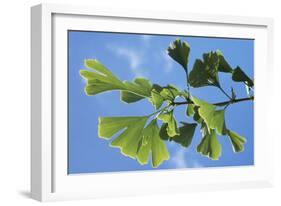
[162,51,173,74]
[170,147,203,169]
[106,45,145,77]
[171,148,188,168]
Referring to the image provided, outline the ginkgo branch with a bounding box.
[172,96,254,107]
[80,38,253,167]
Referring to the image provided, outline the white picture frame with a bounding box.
[31,3,274,202]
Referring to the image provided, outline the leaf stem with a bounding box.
[217,85,232,100]
[148,105,170,117]
[173,96,254,107]
[186,70,190,93]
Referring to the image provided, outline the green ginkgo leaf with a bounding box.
[98,116,149,158]
[227,130,246,152]
[197,129,222,160]
[80,59,125,95]
[121,78,152,103]
[167,39,190,71]
[189,50,232,88]
[80,59,152,102]
[160,122,197,148]
[232,66,254,88]
[193,106,203,123]
[150,84,182,109]
[150,84,165,109]
[159,85,181,101]
[216,50,233,73]
[157,110,179,137]
[137,119,170,167]
[192,96,227,135]
[121,91,144,103]
[189,52,221,88]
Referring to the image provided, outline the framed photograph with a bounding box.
[31,3,274,201]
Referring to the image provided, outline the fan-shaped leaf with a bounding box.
[98,116,149,158]
[137,119,170,167]
[189,51,222,88]
[121,78,152,103]
[216,50,233,73]
[80,60,152,102]
[197,129,222,160]
[192,96,227,135]
[167,39,190,71]
[150,84,165,109]
[227,130,246,152]
[232,66,254,87]
[150,84,182,109]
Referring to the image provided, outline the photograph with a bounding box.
[68,31,254,174]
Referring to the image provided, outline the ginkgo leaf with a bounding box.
[216,50,233,73]
[157,110,179,137]
[227,130,246,152]
[150,84,165,109]
[80,59,152,101]
[98,116,148,158]
[167,39,190,71]
[159,122,197,148]
[150,84,182,109]
[121,91,144,103]
[232,66,254,88]
[189,51,222,88]
[137,119,170,167]
[159,85,181,101]
[197,129,222,160]
[80,59,125,95]
[192,96,227,135]
[193,106,203,123]
[121,78,152,103]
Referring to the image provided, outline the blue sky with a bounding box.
[68,31,254,174]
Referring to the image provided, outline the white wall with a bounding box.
[0,0,280,205]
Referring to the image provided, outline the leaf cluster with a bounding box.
[80,38,253,167]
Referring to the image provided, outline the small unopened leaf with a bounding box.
[197,129,222,160]
[167,39,190,71]
[227,130,246,152]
